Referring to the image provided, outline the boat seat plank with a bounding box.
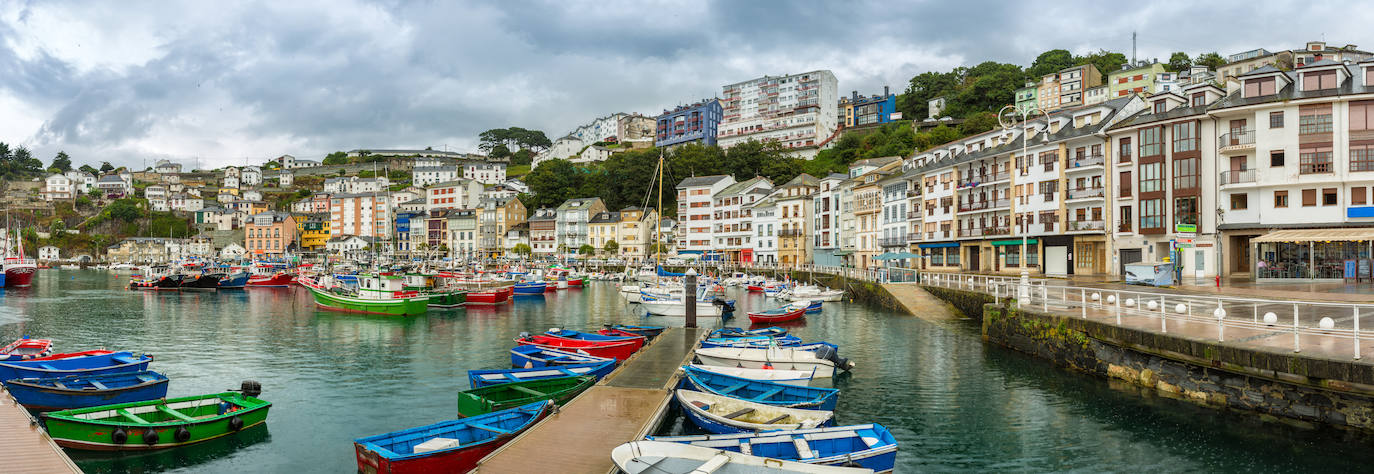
[157,405,196,422]
[137,374,156,382]
[118,409,150,424]
[763,413,791,424]
[722,408,755,420]
[52,382,67,389]
[466,423,511,434]
[88,381,108,390]
[753,387,784,400]
[793,438,815,459]
[717,383,747,395]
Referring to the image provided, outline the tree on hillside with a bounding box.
[79,164,98,174]
[1076,50,1128,83]
[323,151,348,165]
[603,239,618,255]
[948,61,1024,116]
[1166,52,1192,72]
[106,199,143,222]
[897,70,960,120]
[523,159,582,209]
[1194,52,1226,70]
[489,144,512,160]
[100,162,114,173]
[51,151,72,172]
[1026,49,1076,78]
[479,127,552,154]
[958,112,1000,136]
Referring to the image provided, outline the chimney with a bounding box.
[852,91,858,102]
[884,85,890,97]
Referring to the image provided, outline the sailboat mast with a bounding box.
[655,151,664,283]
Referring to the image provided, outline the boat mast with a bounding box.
[655,150,664,286]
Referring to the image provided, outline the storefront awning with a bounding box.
[991,239,1038,246]
[875,252,920,260]
[1252,228,1374,243]
[918,242,959,249]
[833,250,854,256]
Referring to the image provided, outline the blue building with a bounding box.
[838,86,898,128]
[394,211,422,257]
[655,99,722,148]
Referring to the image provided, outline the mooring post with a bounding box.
[685,268,698,328]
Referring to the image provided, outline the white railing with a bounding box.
[909,270,1373,360]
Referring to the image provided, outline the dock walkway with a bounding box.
[475,327,703,473]
[0,387,82,473]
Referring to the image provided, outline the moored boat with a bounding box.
[467,361,616,388]
[509,345,615,368]
[179,273,224,291]
[246,262,294,287]
[611,441,872,473]
[456,375,596,417]
[648,424,898,473]
[0,336,53,361]
[515,334,641,361]
[747,306,805,324]
[0,351,153,381]
[604,324,664,338]
[353,400,554,474]
[694,345,853,378]
[711,327,789,338]
[679,366,839,411]
[4,371,170,411]
[674,389,832,434]
[218,271,249,289]
[544,329,645,352]
[513,281,547,295]
[465,286,513,305]
[685,364,815,386]
[307,274,430,316]
[3,231,36,287]
[41,381,271,451]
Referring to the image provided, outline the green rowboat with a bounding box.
[42,386,271,451]
[307,285,430,316]
[457,375,595,417]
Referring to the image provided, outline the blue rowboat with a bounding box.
[545,329,642,343]
[674,389,832,434]
[605,324,665,338]
[513,282,547,295]
[701,335,804,349]
[679,365,838,411]
[3,370,170,411]
[353,400,555,473]
[467,361,616,388]
[710,327,788,338]
[648,424,899,473]
[218,271,249,289]
[0,352,153,381]
[509,345,615,368]
[789,300,823,313]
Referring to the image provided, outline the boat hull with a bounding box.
[694,349,838,378]
[4,266,35,287]
[456,375,596,417]
[180,274,222,291]
[41,392,271,451]
[425,290,468,308]
[468,361,616,388]
[679,367,839,411]
[748,307,805,324]
[466,287,513,305]
[648,424,898,473]
[676,390,831,434]
[353,401,553,474]
[247,273,294,287]
[513,282,547,294]
[515,335,640,361]
[5,371,170,411]
[0,352,153,381]
[641,300,724,317]
[218,272,249,289]
[308,287,429,316]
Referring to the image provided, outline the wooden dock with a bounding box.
[474,327,703,473]
[0,387,82,473]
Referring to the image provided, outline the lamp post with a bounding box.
[998,104,1050,297]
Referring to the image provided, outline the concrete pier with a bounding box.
[0,387,82,473]
[474,327,703,473]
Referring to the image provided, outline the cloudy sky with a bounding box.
[0,0,1367,169]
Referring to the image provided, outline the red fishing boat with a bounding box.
[3,229,36,288]
[465,286,513,305]
[247,262,294,287]
[514,334,640,361]
[746,285,764,292]
[746,306,806,324]
[0,337,53,361]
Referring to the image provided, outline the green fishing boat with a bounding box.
[308,273,430,316]
[402,273,468,307]
[457,375,596,417]
[425,289,468,307]
[41,381,271,451]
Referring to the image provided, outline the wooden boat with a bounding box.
[456,375,595,417]
[701,335,804,349]
[674,389,832,434]
[353,400,554,474]
[679,367,839,411]
[0,351,153,381]
[218,271,249,289]
[246,262,294,287]
[612,441,872,473]
[3,235,37,288]
[467,361,616,388]
[513,281,547,295]
[465,286,513,305]
[4,371,170,411]
[685,364,815,386]
[307,274,430,316]
[711,327,789,338]
[648,424,898,473]
[787,299,824,313]
[694,345,853,378]
[515,334,640,361]
[425,289,468,308]
[746,285,765,292]
[509,345,615,368]
[0,336,53,361]
[544,329,645,352]
[747,306,805,324]
[28,350,115,361]
[604,324,664,338]
[641,299,726,317]
[41,381,271,451]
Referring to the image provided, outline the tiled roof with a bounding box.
[676,175,731,188]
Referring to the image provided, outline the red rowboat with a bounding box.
[746,285,764,292]
[466,286,513,305]
[566,278,583,287]
[514,334,640,361]
[596,328,647,339]
[26,350,116,361]
[0,337,53,361]
[747,306,805,324]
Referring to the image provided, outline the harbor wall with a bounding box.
[738,268,909,314]
[924,286,1374,433]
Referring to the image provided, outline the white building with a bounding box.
[717,70,840,159]
[425,180,483,212]
[748,196,779,264]
[241,166,262,186]
[811,173,848,266]
[278,170,293,187]
[96,174,132,197]
[154,160,182,174]
[145,185,167,200]
[220,243,247,260]
[326,235,376,257]
[414,166,460,186]
[43,174,73,201]
[461,159,507,185]
[712,176,773,262]
[169,193,204,212]
[38,245,59,261]
[533,113,656,166]
[223,175,240,189]
[65,171,95,194]
[504,179,530,194]
[674,175,735,255]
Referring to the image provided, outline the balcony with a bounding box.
[878,236,907,247]
[906,189,922,197]
[958,171,1011,187]
[1068,154,1105,170]
[778,229,805,237]
[1220,169,1256,185]
[1218,129,1256,154]
[959,199,1010,212]
[907,232,922,243]
[1066,187,1105,200]
[1069,220,1106,232]
[907,210,923,219]
[960,227,1010,238]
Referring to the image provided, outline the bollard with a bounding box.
[1115,291,1121,325]
[1081,289,1087,318]
[1292,303,1300,353]
[685,268,698,328]
[1160,296,1167,333]
[1356,307,1362,360]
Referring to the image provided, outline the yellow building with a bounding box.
[775,173,820,267]
[618,207,658,263]
[1107,62,1166,99]
[296,213,330,251]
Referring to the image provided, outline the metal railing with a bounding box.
[1069,220,1105,231]
[878,236,907,247]
[1070,154,1105,168]
[1219,129,1256,149]
[1220,169,1256,185]
[907,232,922,243]
[1067,188,1105,200]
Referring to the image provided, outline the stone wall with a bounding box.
[920,285,995,322]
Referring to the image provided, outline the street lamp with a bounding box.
[997,104,1051,290]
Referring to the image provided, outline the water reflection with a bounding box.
[68,423,271,473]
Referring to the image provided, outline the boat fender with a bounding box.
[111,428,128,444]
[228,416,244,431]
[174,427,191,442]
[142,428,159,445]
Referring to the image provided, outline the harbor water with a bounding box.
[2,270,1373,473]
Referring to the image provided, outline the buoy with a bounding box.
[1106,295,1117,304]
[1147,300,1158,310]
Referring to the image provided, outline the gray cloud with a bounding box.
[1,0,1371,170]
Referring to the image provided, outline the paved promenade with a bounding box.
[0,388,81,473]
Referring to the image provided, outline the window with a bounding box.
[1355,146,1374,172]
[1299,145,1333,174]
[1040,151,1057,171]
[1270,111,1284,128]
[1139,162,1163,193]
[1354,187,1368,206]
[1153,101,1166,114]
[1118,206,1132,232]
[1191,93,1205,107]
[1275,190,1288,208]
[1299,104,1333,134]
[1244,77,1277,97]
[1302,189,1316,207]
[1323,188,1338,206]
[1303,70,1338,91]
[1231,193,1248,210]
[1172,122,1197,153]
[1119,171,1132,197]
[1271,150,1285,167]
[1141,199,1163,231]
[1172,157,1198,189]
[1174,197,1198,227]
[1119,137,1132,163]
[1140,127,1162,157]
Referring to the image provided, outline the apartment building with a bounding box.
[329,193,392,243]
[1218,41,1374,84]
[535,113,656,166]
[1015,84,1038,113]
[447,209,480,260]
[852,168,888,269]
[775,174,819,266]
[811,173,848,266]
[1109,62,1167,99]
[717,70,840,158]
[656,99,723,148]
[878,173,910,262]
[413,166,459,186]
[749,197,779,264]
[244,212,296,256]
[528,208,558,256]
[1057,64,1103,109]
[478,196,526,259]
[712,176,773,263]
[838,87,898,128]
[588,211,620,255]
[616,207,658,262]
[425,179,483,212]
[555,198,606,256]
[675,175,735,257]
